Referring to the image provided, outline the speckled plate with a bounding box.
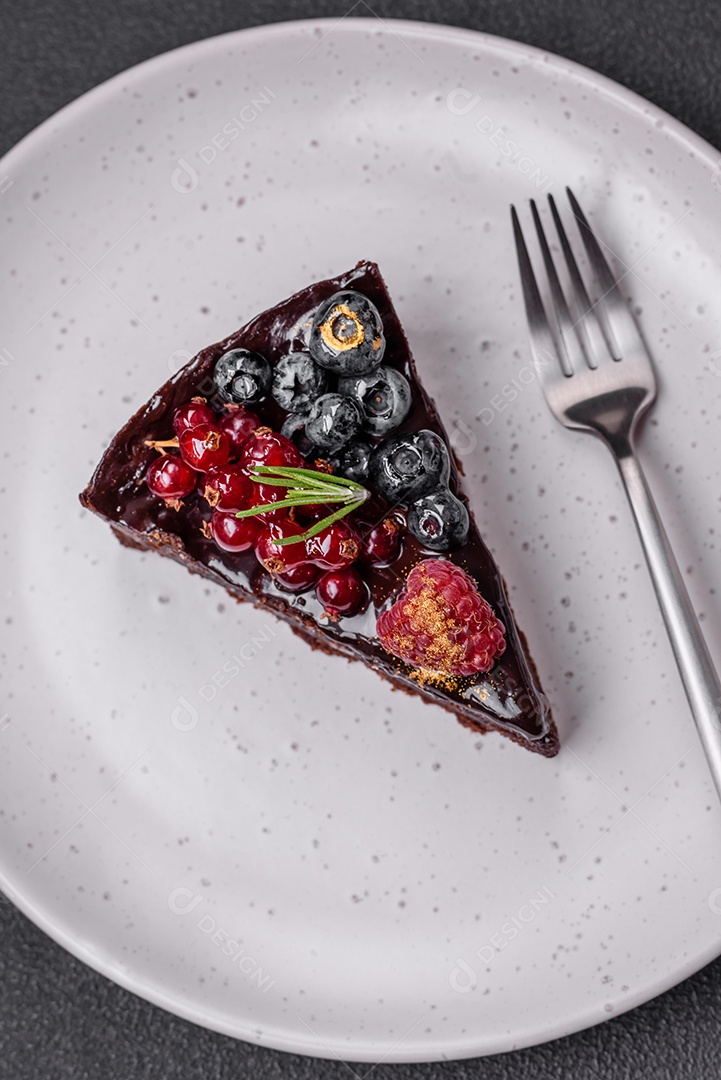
[2,18,721,1063]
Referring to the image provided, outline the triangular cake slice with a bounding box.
[81,261,558,756]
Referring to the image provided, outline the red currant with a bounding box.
[275,563,320,593]
[248,482,289,524]
[305,520,360,570]
[209,510,260,553]
[203,464,254,512]
[172,398,216,436]
[255,520,309,575]
[240,428,303,471]
[360,517,402,567]
[146,454,197,499]
[294,501,334,524]
[316,567,366,618]
[179,423,230,471]
[219,407,261,455]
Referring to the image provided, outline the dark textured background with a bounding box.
[2,0,721,1076]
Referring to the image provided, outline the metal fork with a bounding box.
[512,189,721,798]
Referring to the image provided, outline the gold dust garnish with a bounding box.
[319,303,365,352]
[408,667,462,692]
[200,520,212,539]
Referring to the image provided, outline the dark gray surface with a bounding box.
[2,0,721,1076]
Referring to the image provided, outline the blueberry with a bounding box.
[338,365,411,436]
[329,440,372,484]
[368,429,450,504]
[272,351,327,412]
[305,393,363,453]
[309,290,385,376]
[281,412,315,458]
[407,488,469,551]
[213,348,271,405]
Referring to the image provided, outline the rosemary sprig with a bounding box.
[236,463,369,545]
[247,465,367,489]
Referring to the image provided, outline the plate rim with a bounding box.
[1,16,720,1062]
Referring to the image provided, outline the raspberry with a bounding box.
[376,559,506,676]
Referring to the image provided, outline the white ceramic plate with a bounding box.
[2,18,721,1063]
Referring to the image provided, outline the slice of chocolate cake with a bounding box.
[81,261,558,756]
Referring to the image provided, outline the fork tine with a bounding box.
[566,187,645,361]
[530,200,583,377]
[511,206,566,386]
[547,193,613,368]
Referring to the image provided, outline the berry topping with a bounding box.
[275,563,320,593]
[272,351,327,412]
[377,560,506,676]
[309,290,385,375]
[235,462,369,544]
[377,565,507,673]
[360,517,402,567]
[305,393,363,453]
[203,464,254,512]
[407,488,469,551]
[218,407,261,454]
[329,440,372,484]
[368,429,450,504]
[255,520,310,575]
[316,567,366,619]
[146,455,197,500]
[172,398,216,436]
[209,510,261,553]
[179,423,231,471]
[240,429,304,471]
[213,348,271,405]
[339,366,411,436]
[305,520,360,570]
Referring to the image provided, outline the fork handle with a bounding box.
[614,443,721,797]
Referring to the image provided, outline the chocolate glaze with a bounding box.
[81,262,558,757]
